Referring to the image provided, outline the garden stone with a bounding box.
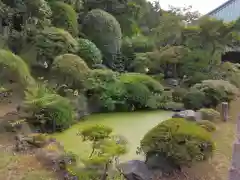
[172,110,198,121]
[166,78,179,87]
[117,160,152,180]
[221,102,229,122]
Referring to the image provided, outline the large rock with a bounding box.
[117,160,152,180]
[172,110,201,121]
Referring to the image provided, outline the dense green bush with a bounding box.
[77,38,103,67]
[23,84,75,132]
[122,36,155,71]
[0,49,35,87]
[119,73,164,110]
[196,120,216,132]
[140,118,215,168]
[183,89,206,110]
[199,108,220,122]
[51,54,90,89]
[50,1,79,36]
[172,87,188,103]
[82,9,122,68]
[35,27,78,66]
[86,69,125,112]
[192,80,239,107]
[119,73,164,93]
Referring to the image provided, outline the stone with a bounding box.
[172,110,199,121]
[117,160,152,180]
[166,78,179,87]
[221,102,229,122]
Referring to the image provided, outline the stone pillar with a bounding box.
[221,102,229,122]
[229,115,240,180]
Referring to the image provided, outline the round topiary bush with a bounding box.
[51,54,90,89]
[140,118,215,168]
[199,108,220,122]
[172,87,188,103]
[50,1,78,36]
[183,89,207,110]
[196,120,216,132]
[119,73,164,94]
[35,27,78,66]
[77,38,102,67]
[192,80,239,107]
[82,9,122,67]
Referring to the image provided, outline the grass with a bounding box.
[54,110,173,161]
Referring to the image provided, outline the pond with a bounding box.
[53,110,173,162]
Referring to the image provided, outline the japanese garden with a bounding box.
[0,0,240,180]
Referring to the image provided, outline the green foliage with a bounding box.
[192,80,239,107]
[0,49,35,87]
[199,108,220,122]
[51,54,90,89]
[196,120,216,132]
[122,35,155,71]
[86,69,126,112]
[119,73,164,93]
[82,9,122,68]
[77,38,103,67]
[140,118,215,167]
[183,89,206,110]
[172,87,188,103]
[35,27,78,65]
[78,125,127,179]
[50,1,78,36]
[80,124,113,142]
[23,83,75,131]
[119,73,164,110]
[24,0,52,19]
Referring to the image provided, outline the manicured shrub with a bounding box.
[119,73,164,110]
[51,54,90,89]
[199,108,220,122]
[85,69,125,112]
[140,118,215,168]
[196,120,216,132]
[192,80,239,107]
[183,89,207,110]
[77,38,103,67]
[172,87,188,102]
[0,49,35,87]
[23,83,75,132]
[82,9,122,67]
[35,27,78,66]
[119,73,164,94]
[50,1,79,36]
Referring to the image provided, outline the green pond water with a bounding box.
[53,111,173,162]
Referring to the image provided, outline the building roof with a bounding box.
[206,0,237,16]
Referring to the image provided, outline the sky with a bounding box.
[151,0,229,14]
